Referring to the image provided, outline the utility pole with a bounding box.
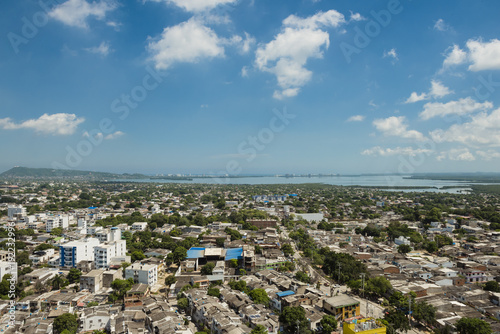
[408,295,412,331]
[338,263,342,284]
[360,273,366,316]
[296,319,300,334]
[360,273,365,298]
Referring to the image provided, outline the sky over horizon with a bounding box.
[2,0,500,175]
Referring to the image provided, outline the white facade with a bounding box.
[0,261,17,280]
[131,222,148,231]
[395,236,411,246]
[94,240,127,269]
[59,238,101,268]
[87,226,103,235]
[29,249,55,265]
[7,205,26,219]
[78,218,87,229]
[79,308,110,332]
[95,227,121,243]
[125,263,158,286]
[46,215,69,232]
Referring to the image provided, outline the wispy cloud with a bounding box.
[362,146,432,157]
[383,48,398,63]
[433,18,450,31]
[347,115,365,122]
[48,0,117,29]
[84,41,113,56]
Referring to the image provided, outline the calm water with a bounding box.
[114,175,495,194]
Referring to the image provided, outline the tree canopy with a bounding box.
[53,313,78,334]
[455,317,491,334]
[248,288,270,306]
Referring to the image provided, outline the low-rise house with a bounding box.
[80,269,105,293]
[125,263,158,286]
[323,295,360,321]
[124,283,150,308]
[79,306,111,333]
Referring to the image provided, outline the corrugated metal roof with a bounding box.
[186,247,205,259]
[276,290,295,298]
[224,248,243,261]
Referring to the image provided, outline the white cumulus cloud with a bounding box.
[430,107,500,148]
[373,116,425,141]
[349,12,365,22]
[429,80,452,98]
[405,92,428,104]
[255,10,345,99]
[466,39,500,71]
[442,39,500,72]
[476,150,500,161]
[148,0,238,12]
[0,113,85,136]
[437,148,475,161]
[147,18,226,70]
[420,97,493,120]
[404,80,452,104]
[442,44,468,69]
[48,0,117,29]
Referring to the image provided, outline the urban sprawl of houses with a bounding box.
[1,181,500,334]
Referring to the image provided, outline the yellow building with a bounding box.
[343,317,386,334]
[323,295,360,320]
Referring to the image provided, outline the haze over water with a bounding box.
[117,175,489,193]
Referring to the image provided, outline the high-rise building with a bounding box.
[59,238,101,268]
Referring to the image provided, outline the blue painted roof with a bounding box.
[224,248,243,261]
[276,291,295,298]
[186,247,205,259]
[88,206,98,209]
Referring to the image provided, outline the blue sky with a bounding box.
[1,0,500,175]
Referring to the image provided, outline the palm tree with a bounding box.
[51,275,65,290]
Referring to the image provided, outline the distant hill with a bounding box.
[0,166,147,180]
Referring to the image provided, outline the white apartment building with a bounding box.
[95,227,121,243]
[87,226,103,235]
[46,215,69,232]
[124,263,158,286]
[78,218,87,229]
[59,238,101,268]
[7,205,26,219]
[94,240,127,269]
